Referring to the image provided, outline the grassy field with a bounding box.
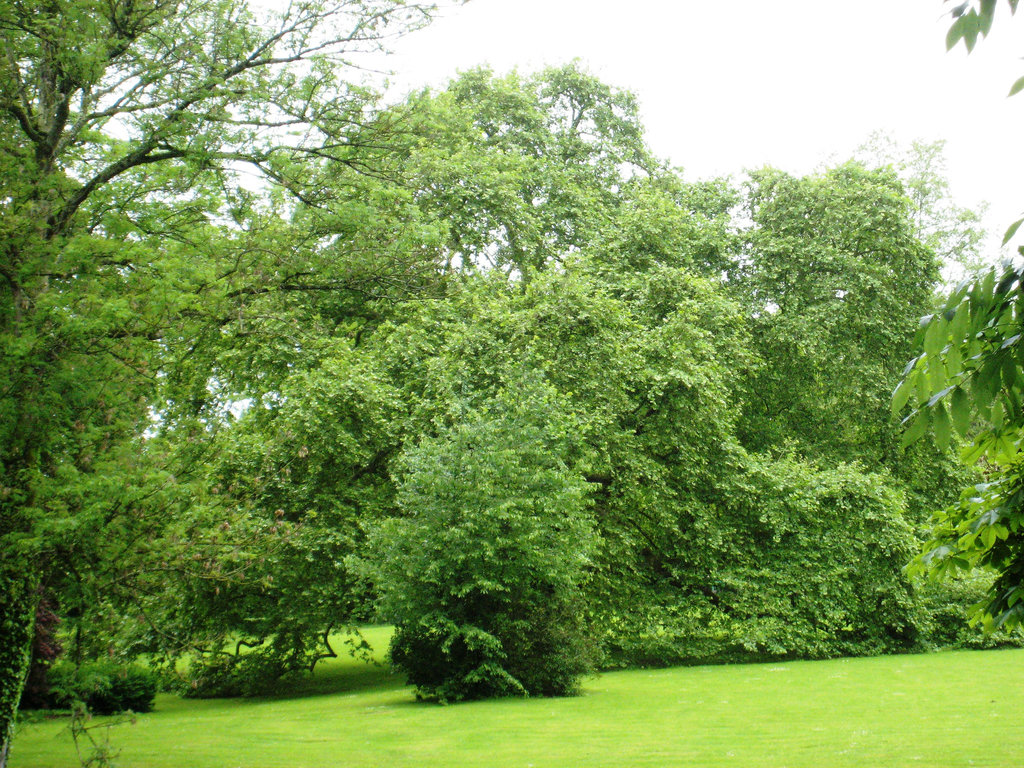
[11,628,1024,768]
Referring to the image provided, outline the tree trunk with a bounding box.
[0,562,38,768]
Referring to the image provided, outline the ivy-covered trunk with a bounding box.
[0,562,37,768]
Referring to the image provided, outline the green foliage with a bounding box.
[603,457,922,666]
[944,1,1024,257]
[901,262,1024,629]
[400,63,653,275]
[181,639,312,699]
[46,661,157,715]
[946,0,1018,53]
[738,162,939,464]
[916,573,1024,649]
[137,348,402,691]
[0,0,988,721]
[0,0,446,742]
[718,458,921,658]
[854,134,989,280]
[367,380,599,701]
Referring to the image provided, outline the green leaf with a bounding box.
[1009,77,1024,97]
[946,342,964,378]
[1003,217,1024,244]
[992,400,1005,430]
[951,386,972,436]
[928,358,949,393]
[923,316,948,356]
[927,385,956,408]
[961,438,988,465]
[955,12,982,51]
[950,302,969,343]
[1002,352,1019,390]
[902,410,929,448]
[891,377,913,415]
[973,352,1002,410]
[981,268,997,301]
[947,15,967,49]
[916,364,933,404]
[996,270,1019,295]
[948,279,974,310]
[980,0,997,34]
[903,353,925,377]
[933,403,953,450]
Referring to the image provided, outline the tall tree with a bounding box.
[0,0,441,760]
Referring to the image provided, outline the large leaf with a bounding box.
[891,377,913,416]
[945,342,964,378]
[949,302,970,343]
[901,410,929,448]
[923,316,948,357]
[927,385,956,408]
[933,403,953,450]
[980,0,997,34]
[951,386,972,436]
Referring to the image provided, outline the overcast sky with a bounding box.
[379,0,1024,254]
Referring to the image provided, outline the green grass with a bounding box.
[11,629,1024,767]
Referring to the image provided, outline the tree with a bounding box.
[158,350,404,696]
[366,380,598,701]
[0,0,442,760]
[129,63,657,694]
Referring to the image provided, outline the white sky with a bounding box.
[379,0,1024,254]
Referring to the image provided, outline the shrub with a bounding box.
[367,387,599,702]
[46,661,157,714]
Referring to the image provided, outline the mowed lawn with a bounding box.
[11,628,1024,768]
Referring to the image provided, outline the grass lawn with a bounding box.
[10,628,1024,768]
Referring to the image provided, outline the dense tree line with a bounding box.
[0,0,1014,761]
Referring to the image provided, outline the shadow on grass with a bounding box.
[281,659,406,700]
[249,627,409,702]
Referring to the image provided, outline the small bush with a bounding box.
[46,661,157,714]
[184,653,300,700]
